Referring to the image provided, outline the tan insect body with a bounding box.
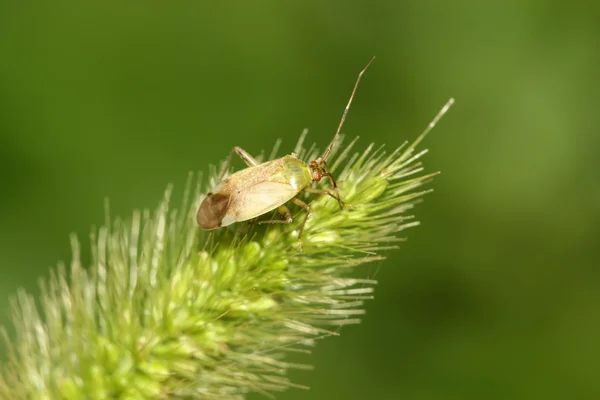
[199,155,312,230]
[197,57,377,248]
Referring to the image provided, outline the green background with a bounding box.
[1,2,599,399]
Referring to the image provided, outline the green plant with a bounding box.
[0,99,452,399]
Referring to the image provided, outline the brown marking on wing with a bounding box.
[196,192,232,230]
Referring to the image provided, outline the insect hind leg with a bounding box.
[219,146,260,180]
[234,146,260,167]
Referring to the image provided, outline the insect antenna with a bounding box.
[321,56,375,163]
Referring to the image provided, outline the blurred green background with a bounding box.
[1,2,599,399]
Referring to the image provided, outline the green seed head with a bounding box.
[0,100,451,398]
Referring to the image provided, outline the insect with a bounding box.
[197,57,375,249]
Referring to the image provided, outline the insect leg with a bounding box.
[257,200,311,251]
[291,198,310,251]
[233,146,260,167]
[257,205,293,225]
[219,146,260,180]
[303,187,353,209]
[322,172,342,207]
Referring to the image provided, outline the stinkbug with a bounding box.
[197,57,375,249]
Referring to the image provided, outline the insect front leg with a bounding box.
[303,186,353,210]
[322,171,347,210]
[219,146,260,180]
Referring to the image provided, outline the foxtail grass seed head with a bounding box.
[0,89,453,397]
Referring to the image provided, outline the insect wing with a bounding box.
[197,192,232,229]
[232,180,299,222]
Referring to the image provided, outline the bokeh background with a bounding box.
[1,2,599,399]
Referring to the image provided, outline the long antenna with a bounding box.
[321,56,375,162]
